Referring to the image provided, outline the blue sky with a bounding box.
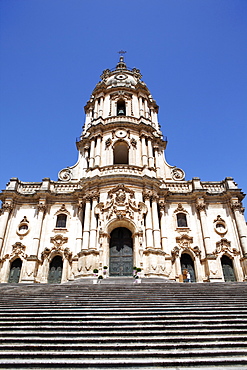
[0,0,247,208]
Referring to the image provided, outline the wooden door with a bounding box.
[48,256,63,283]
[221,255,236,282]
[8,258,22,283]
[110,227,133,276]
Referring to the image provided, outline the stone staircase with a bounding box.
[0,279,247,369]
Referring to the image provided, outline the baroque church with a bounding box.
[0,57,247,284]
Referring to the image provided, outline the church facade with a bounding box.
[0,57,247,284]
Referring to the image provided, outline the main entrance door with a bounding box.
[109,227,133,276]
[181,253,196,282]
[8,258,22,283]
[48,256,63,283]
[221,255,236,282]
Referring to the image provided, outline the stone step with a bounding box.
[1,333,246,342]
[1,328,246,335]
[0,348,246,358]
[0,355,246,368]
[0,282,246,368]
[1,314,247,321]
[0,322,246,330]
[1,318,246,325]
[0,341,246,350]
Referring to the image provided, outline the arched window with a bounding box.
[113,142,129,164]
[8,258,22,283]
[117,100,126,116]
[177,213,187,227]
[221,255,236,282]
[56,214,67,228]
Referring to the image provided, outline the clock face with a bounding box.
[116,129,127,138]
[115,74,127,80]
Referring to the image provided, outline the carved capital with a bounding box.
[230,199,245,214]
[84,190,99,201]
[196,198,206,212]
[1,202,13,213]
[143,190,152,200]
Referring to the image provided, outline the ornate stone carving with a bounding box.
[95,185,147,222]
[173,234,201,258]
[58,168,72,182]
[50,234,68,247]
[55,204,70,216]
[171,167,185,181]
[12,242,26,255]
[2,242,27,262]
[171,246,180,262]
[174,203,187,214]
[214,238,240,256]
[41,244,72,262]
[100,69,110,81]
[16,216,30,239]
[176,234,193,249]
[130,138,137,148]
[214,215,227,236]
[105,138,112,148]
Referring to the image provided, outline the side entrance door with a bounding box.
[8,258,22,283]
[109,227,133,276]
[221,255,236,282]
[181,253,196,282]
[48,256,63,283]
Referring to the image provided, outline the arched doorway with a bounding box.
[8,258,22,283]
[109,227,133,276]
[221,255,236,282]
[48,255,63,283]
[180,253,196,282]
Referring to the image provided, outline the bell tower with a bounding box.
[58,56,185,183]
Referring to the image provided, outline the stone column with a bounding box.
[196,198,212,255]
[159,201,168,253]
[231,198,247,256]
[0,200,13,256]
[147,138,154,168]
[94,136,101,167]
[99,97,103,117]
[139,97,144,116]
[144,99,149,118]
[76,199,84,253]
[82,197,91,250]
[89,196,99,250]
[154,148,161,177]
[83,145,90,169]
[144,193,153,248]
[33,200,47,256]
[93,100,98,119]
[141,136,148,166]
[151,196,161,249]
[89,107,93,120]
[89,138,95,168]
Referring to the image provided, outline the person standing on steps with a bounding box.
[187,271,191,283]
